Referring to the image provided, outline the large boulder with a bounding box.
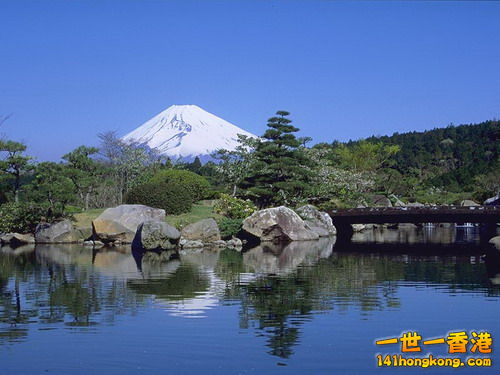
[35,220,80,244]
[460,200,480,207]
[406,202,425,207]
[490,236,500,251]
[1,233,35,246]
[133,220,180,251]
[92,205,166,243]
[241,206,319,242]
[181,218,221,242]
[295,205,336,237]
[369,194,393,207]
[389,194,405,207]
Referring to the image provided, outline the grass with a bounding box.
[73,208,106,228]
[165,200,223,229]
[71,201,221,230]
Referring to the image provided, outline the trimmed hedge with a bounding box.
[125,182,193,215]
[217,217,243,240]
[150,169,210,202]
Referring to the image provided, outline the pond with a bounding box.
[0,227,499,374]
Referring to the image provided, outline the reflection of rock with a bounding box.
[181,248,221,269]
[181,218,221,242]
[243,237,334,275]
[93,205,166,243]
[0,244,35,256]
[35,244,94,267]
[226,237,243,249]
[127,262,209,302]
[35,220,80,244]
[133,220,180,251]
[181,240,204,249]
[140,256,181,279]
[93,249,141,277]
[242,206,319,242]
[352,224,366,232]
[295,205,336,237]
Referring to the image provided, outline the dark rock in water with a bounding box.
[93,204,166,243]
[181,218,221,242]
[133,220,180,251]
[295,205,336,237]
[35,220,80,244]
[241,206,319,243]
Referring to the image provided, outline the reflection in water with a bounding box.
[0,227,499,371]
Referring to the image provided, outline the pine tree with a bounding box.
[243,111,313,208]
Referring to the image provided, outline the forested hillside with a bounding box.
[361,120,499,193]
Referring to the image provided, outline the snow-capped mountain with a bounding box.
[122,105,257,160]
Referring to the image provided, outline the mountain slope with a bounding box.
[122,105,256,160]
[361,120,499,191]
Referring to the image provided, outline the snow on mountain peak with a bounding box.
[122,105,257,160]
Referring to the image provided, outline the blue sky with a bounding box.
[1,0,499,161]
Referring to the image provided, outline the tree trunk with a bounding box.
[85,188,92,211]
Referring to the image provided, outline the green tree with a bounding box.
[98,131,169,205]
[335,141,400,172]
[0,140,33,202]
[242,111,313,207]
[63,146,102,210]
[186,156,202,174]
[213,134,259,196]
[27,162,74,214]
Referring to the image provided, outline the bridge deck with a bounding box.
[328,206,500,224]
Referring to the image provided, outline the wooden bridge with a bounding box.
[328,206,500,242]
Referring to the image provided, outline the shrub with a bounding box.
[217,217,243,240]
[150,169,210,202]
[0,202,65,234]
[125,181,193,215]
[214,194,257,219]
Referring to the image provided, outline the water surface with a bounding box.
[1,227,498,374]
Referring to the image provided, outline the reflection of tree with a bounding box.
[216,245,496,359]
[0,247,147,345]
[239,276,314,358]
[0,241,497,358]
[127,264,209,301]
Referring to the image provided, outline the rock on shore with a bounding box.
[295,205,336,237]
[241,206,319,242]
[93,205,166,243]
[133,220,180,251]
[35,219,81,244]
[181,218,221,243]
